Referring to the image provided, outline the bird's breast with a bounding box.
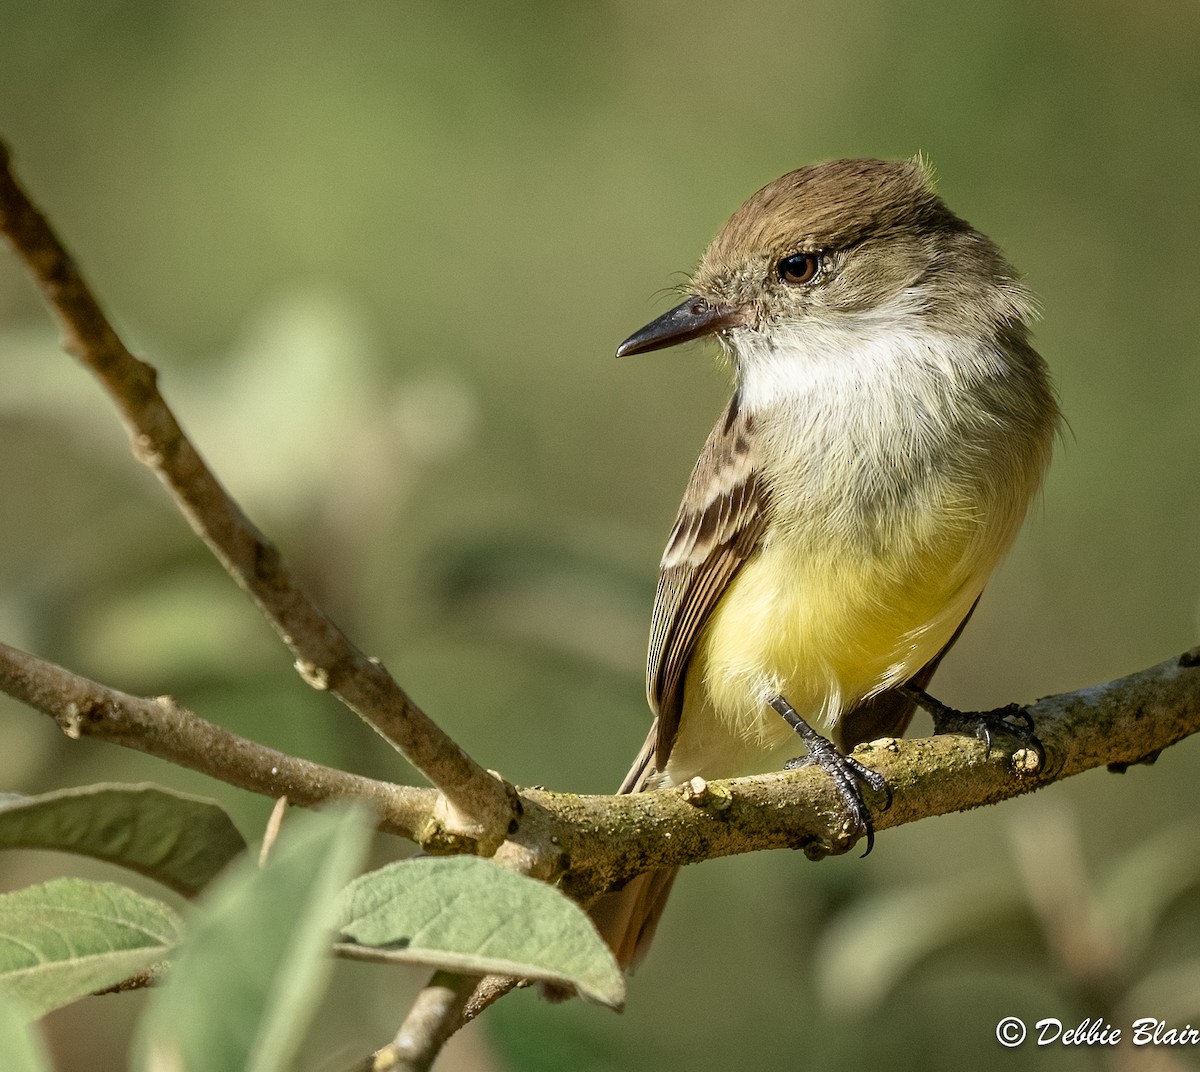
[663,337,1049,781]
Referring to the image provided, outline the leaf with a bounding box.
[0,991,52,1071]
[335,856,624,1009]
[0,784,247,898]
[134,804,372,1072]
[0,879,181,1017]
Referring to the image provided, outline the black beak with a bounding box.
[615,296,748,358]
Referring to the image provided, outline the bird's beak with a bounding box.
[616,296,749,358]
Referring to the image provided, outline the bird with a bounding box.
[592,157,1059,970]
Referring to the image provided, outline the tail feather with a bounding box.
[590,867,679,970]
[589,721,679,970]
[589,635,972,970]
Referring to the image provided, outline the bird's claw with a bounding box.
[772,696,891,857]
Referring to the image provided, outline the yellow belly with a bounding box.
[661,530,986,784]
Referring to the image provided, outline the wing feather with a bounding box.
[635,397,979,781]
[646,396,769,768]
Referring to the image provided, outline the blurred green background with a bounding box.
[2,1,1199,1069]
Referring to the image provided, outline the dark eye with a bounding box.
[777,252,821,285]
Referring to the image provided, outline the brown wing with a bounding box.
[646,396,770,769]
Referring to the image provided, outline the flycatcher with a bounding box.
[593,157,1059,969]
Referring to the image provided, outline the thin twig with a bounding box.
[0,142,513,851]
[344,973,518,1071]
[92,963,165,997]
[368,972,481,1072]
[259,796,289,866]
[0,640,435,840]
[460,975,520,1026]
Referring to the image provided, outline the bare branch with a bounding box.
[4,614,1199,1058]
[0,142,513,851]
[460,975,520,1027]
[0,640,434,840]
[365,972,482,1072]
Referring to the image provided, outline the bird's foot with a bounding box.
[771,696,891,857]
[900,685,1045,772]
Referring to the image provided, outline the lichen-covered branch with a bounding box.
[516,649,1200,900]
[5,628,1196,908]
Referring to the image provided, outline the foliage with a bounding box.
[0,799,620,1068]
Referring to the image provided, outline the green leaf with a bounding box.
[0,879,181,1017]
[134,804,372,1072]
[335,856,624,1009]
[0,784,247,898]
[0,991,52,1071]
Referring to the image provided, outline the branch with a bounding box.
[363,972,482,1072]
[509,648,1200,899]
[0,142,513,852]
[5,627,1199,893]
[0,640,434,840]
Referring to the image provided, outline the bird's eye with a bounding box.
[777,252,821,286]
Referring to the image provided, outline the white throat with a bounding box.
[729,291,1007,416]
